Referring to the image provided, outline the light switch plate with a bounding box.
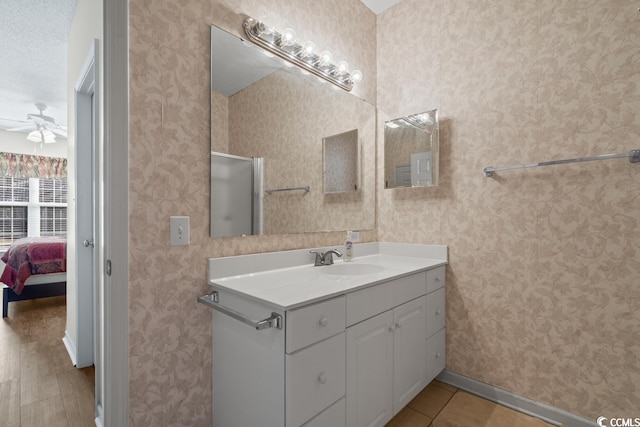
[170,216,190,246]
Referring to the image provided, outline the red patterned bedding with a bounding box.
[1,237,67,295]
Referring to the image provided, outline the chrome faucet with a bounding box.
[309,249,343,266]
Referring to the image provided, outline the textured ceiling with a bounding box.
[0,0,78,128]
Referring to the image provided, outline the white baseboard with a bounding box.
[436,370,597,427]
[62,330,78,367]
[95,403,104,427]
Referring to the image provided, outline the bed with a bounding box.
[1,237,67,317]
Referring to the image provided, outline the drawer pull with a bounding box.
[197,292,282,330]
[395,323,401,329]
[435,276,440,282]
[435,352,441,359]
[319,317,328,327]
[435,310,441,315]
[318,372,327,384]
[388,324,396,333]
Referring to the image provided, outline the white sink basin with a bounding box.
[321,263,386,276]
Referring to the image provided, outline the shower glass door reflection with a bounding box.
[210,152,263,238]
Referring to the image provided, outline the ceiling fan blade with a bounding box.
[6,125,36,132]
[28,115,48,125]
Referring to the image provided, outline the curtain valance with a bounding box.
[0,152,67,179]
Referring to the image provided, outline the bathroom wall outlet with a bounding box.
[170,216,190,246]
[350,230,361,242]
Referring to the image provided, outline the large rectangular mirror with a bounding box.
[384,109,439,188]
[210,25,375,238]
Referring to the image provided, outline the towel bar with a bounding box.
[197,291,282,330]
[484,149,640,177]
[265,185,310,195]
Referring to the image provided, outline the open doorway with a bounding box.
[0,1,107,425]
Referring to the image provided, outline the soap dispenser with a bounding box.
[345,231,354,262]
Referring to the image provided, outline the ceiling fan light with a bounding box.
[42,130,56,143]
[27,130,42,143]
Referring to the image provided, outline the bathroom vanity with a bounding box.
[201,242,447,427]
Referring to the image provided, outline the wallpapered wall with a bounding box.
[128,0,375,425]
[377,0,640,420]
[129,0,639,424]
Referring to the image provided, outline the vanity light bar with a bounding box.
[242,17,362,92]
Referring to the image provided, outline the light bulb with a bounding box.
[336,61,349,75]
[351,69,363,82]
[319,50,333,67]
[254,21,274,37]
[280,28,296,46]
[300,41,316,58]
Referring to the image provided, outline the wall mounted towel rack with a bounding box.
[198,291,282,330]
[484,149,640,177]
[265,185,310,195]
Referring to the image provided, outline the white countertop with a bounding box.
[208,242,447,310]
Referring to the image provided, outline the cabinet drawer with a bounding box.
[302,397,346,427]
[286,296,346,353]
[425,287,445,339]
[287,333,346,427]
[347,272,426,326]
[426,266,445,293]
[425,328,445,384]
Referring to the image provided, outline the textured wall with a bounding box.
[377,0,640,420]
[210,90,228,153]
[128,0,376,425]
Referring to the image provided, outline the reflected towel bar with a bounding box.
[484,149,640,177]
[198,291,282,330]
[265,186,310,195]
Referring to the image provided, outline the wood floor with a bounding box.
[0,293,95,427]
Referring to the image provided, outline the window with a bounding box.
[0,176,67,249]
[40,206,67,237]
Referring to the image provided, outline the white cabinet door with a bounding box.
[347,310,394,427]
[393,296,426,413]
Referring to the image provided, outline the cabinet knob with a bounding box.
[395,323,401,329]
[388,325,396,333]
[318,317,328,327]
[435,352,441,359]
[435,310,441,316]
[318,372,327,384]
[435,276,440,282]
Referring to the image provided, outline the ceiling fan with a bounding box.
[6,102,68,144]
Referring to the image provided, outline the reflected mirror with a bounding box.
[323,129,360,194]
[210,25,375,238]
[384,109,439,188]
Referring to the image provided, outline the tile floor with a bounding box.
[386,381,556,427]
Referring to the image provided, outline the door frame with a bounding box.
[103,0,129,424]
[74,39,99,370]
